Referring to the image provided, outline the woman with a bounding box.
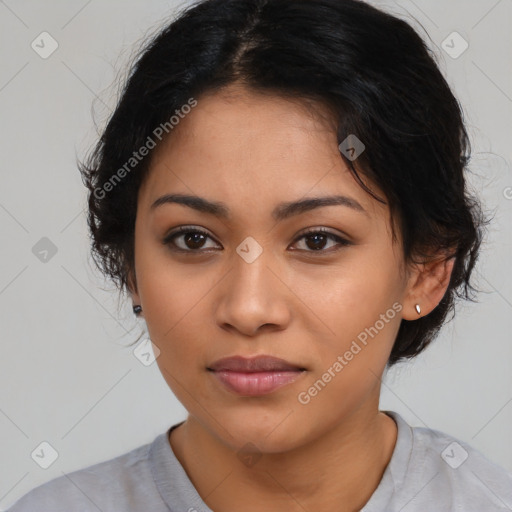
[8,0,512,510]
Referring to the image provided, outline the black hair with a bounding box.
[79,0,490,366]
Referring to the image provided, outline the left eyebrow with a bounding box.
[150,193,369,220]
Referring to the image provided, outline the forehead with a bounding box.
[139,85,386,222]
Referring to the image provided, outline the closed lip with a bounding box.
[207,355,306,372]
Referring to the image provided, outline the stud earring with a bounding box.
[133,305,142,316]
[415,304,421,315]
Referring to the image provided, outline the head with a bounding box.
[80,0,488,451]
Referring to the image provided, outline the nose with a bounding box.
[215,245,292,337]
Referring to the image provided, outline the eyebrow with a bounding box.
[150,193,368,221]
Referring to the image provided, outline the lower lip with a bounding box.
[209,370,305,396]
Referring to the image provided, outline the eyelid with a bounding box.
[294,226,350,241]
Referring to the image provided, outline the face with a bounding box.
[130,84,420,452]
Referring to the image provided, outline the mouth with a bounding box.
[207,355,307,396]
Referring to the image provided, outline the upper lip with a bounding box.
[208,355,306,372]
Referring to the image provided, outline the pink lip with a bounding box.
[210,370,305,396]
[207,355,306,396]
[208,355,305,372]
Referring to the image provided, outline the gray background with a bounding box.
[1,0,511,509]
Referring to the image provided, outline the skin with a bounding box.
[128,83,455,512]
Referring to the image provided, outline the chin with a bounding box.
[210,410,306,454]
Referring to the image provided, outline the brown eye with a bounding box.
[291,228,351,253]
[162,226,351,255]
[163,226,220,252]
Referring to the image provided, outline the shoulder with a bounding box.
[6,434,165,512]
[406,420,512,510]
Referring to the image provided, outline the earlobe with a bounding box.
[127,269,143,316]
[402,255,455,320]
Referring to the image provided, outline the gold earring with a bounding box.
[415,304,421,315]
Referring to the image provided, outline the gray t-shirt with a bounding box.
[6,410,512,511]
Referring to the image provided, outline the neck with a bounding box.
[169,406,397,512]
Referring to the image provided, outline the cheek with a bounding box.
[141,277,206,355]
[305,250,402,363]
[134,244,178,329]
[135,247,217,371]
[305,252,398,324]
[136,233,195,322]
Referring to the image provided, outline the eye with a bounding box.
[290,227,352,253]
[162,226,352,254]
[163,226,220,252]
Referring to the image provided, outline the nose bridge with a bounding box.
[215,234,290,334]
[230,235,276,298]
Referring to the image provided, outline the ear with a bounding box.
[401,254,456,320]
[127,268,142,313]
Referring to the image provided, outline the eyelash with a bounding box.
[162,225,352,254]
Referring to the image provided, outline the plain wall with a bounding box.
[1,0,511,509]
